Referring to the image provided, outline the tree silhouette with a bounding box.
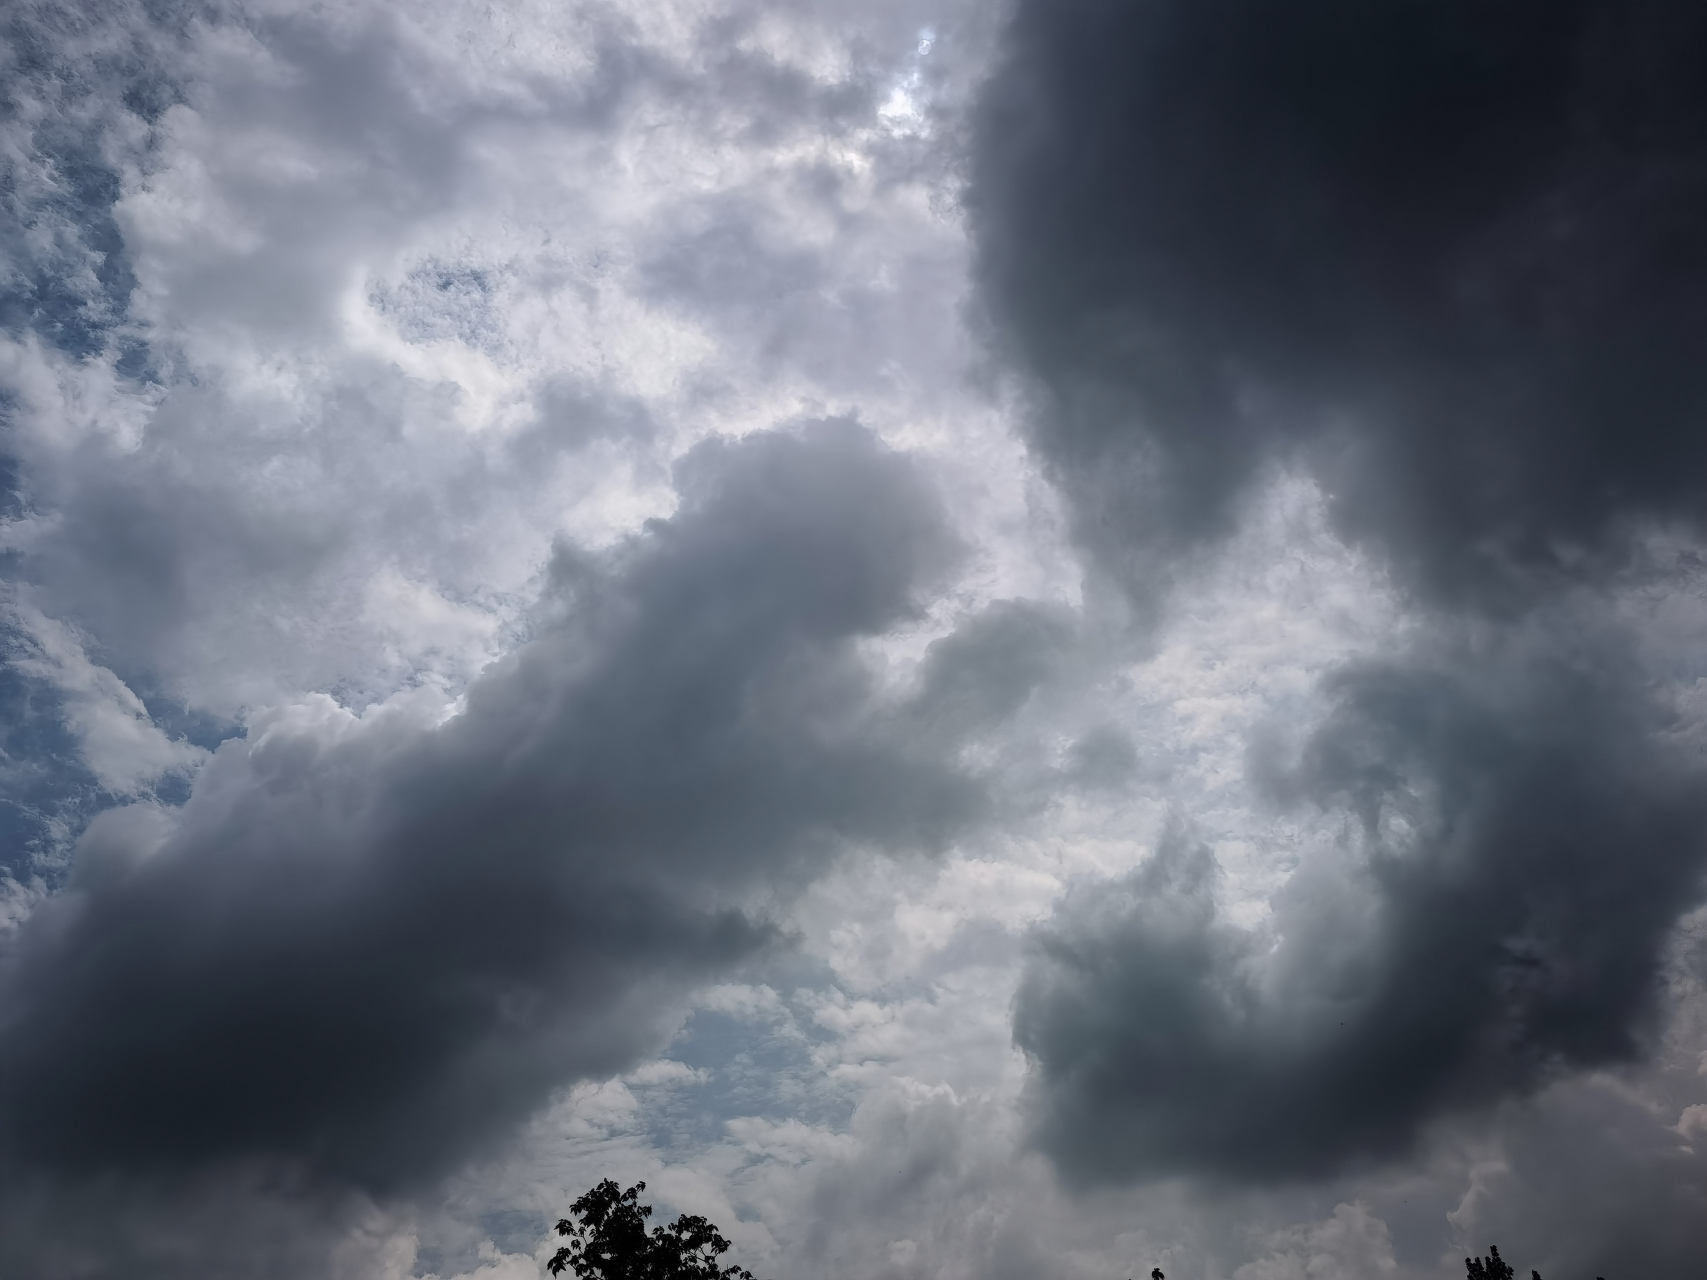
[1465,1244,1547,1280]
[1466,1244,1514,1280]
[548,1180,757,1280]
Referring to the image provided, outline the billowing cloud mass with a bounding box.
[1019,627,1707,1181]
[0,420,972,1193]
[970,0,1707,607]
[3,0,1706,1277]
[973,0,1707,1206]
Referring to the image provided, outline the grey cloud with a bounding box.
[1016,627,1707,1182]
[0,0,971,721]
[642,209,825,340]
[0,0,191,365]
[24,446,349,691]
[906,598,1074,744]
[1437,1068,1707,1280]
[976,0,1707,1195]
[520,381,663,458]
[633,170,968,413]
[0,1158,422,1280]
[1062,725,1142,792]
[969,0,1707,609]
[0,2,485,709]
[0,621,104,877]
[0,423,977,1217]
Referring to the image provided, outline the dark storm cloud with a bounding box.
[906,598,1074,743]
[974,0,1707,1188]
[1016,625,1707,1182]
[969,0,1707,608]
[0,423,977,1206]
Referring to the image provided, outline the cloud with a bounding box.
[4,0,1705,1273]
[969,0,1707,610]
[0,0,1004,728]
[0,0,191,366]
[0,2,1033,1270]
[1234,1202,1398,1280]
[1445,1069,1707,1279]
[971,0,1707,1191]
[905,598,1075,745]
[0,422,976,1224]
[1,594,206,795]
[1016,618,1707,1183]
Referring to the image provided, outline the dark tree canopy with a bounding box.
[549,1180,758,1280]
[1465,1244,1548,1280]
[1466,1246,1515,1280]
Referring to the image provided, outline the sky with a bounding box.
[1,2,1704,1277]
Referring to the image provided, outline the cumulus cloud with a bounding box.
[4,0,1705,1274]
[1234,1202,1399,1280]
[1,595,205,794]
[0,423,975,1234]
[974,0,1707,1188]
[2,0,1006,725]
[1019,621,1707,1181]
[969,0,1707,609]
[1446,1069,1707,1278]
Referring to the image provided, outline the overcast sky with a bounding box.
[2,2,1705,1277]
